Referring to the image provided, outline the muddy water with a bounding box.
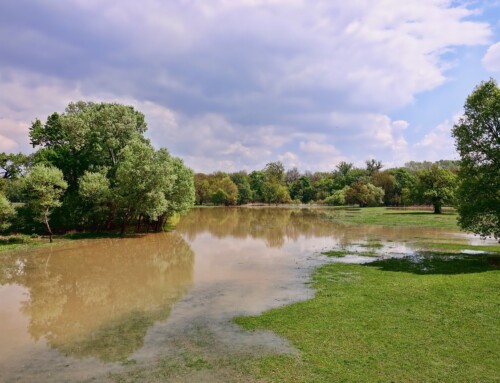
[0,207,474,382]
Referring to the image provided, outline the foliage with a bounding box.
[263,161,285,183]
[345,181,384,207]
[0,102,196,235]
[371,171,396,205]
[452,78,500,241]
[78,170,111,231]
[0,152,30,179]
[211,188,229,205]
[30,102,147,190]
[365,158,383,175]
[230,171,252,205]
[289,176,315,203]
[323,187,347,206]
[414,165,457,214]
[389,167,416,206]
[261,162,291,204]
[194,174,211,205]
[21,164,68,241]
[248,170,265,202]
[405,160,459,173]
[0,193,15,232]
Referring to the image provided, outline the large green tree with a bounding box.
[27,102,194,233]
[452,79,500,240]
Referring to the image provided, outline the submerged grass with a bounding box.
[235,252,500,382]
[321,250,349,258]
[326,207,460,230]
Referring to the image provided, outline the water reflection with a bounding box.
[0,232,194,362]
[177,207,454,248]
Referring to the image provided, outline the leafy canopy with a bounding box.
[452,78,500,240]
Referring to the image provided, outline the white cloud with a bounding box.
[482,42,500,72]
[0,134,18,152]
[413,117,458,161]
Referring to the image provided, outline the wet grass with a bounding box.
[321,250,349,258]
[0,235,51,253]
[415,242,500,253]
[326,207,459,230]
[235,251,500,382]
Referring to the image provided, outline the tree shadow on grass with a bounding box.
[364,252,499,275]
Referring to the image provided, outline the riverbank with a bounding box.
[235,250,500,382]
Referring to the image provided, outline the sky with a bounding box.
[0,0,499,173]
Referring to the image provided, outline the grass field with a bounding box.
[325,206,460,230]
[235,251,500,382]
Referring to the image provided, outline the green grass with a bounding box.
[235,252,500,382]
[0,235,49,253]
[326,207,460,230]
[416,242,500,253]
[321,250,349,258]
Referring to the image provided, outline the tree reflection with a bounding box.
[0,232,194,362]
[177,207,448,248]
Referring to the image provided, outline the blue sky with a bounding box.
[0,0,499,172]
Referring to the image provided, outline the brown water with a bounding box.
[0,207,479,382]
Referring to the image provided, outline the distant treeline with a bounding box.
[194,159,459,214]
[0,102,195,240]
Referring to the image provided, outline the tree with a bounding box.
[230,171,252,205]
[289,176,314,203]
[323,187,348,206]
[285,167,301,184]
[0,152,30,179]
[30,103,147,189]
[390,167,416,206]
[371,171,396,206]
[114,140,178,233]
[414,165,457,214]
[22,165,68,242]
[78,170,111,230]
[345,181,384,207]
[264,161,285,183]
[261,162,290,204]
[365,159,383,176]
[336,161,353,177]
[161,157,195,225]
[249,171,265,202]
[452,78,500,240]
[0,193,15,232]
[194,173,211,205]
[211,188,229,205]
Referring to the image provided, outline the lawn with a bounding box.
[235,252,500,382]
[325,207,460,230]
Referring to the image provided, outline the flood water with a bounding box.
[0,207,482,382]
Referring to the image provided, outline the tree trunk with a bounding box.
[43,211,53,243]
[433,201,442,214]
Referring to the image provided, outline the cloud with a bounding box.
[0,134,18,152]
[0,0,494,171]
[413,117,459,161]
[482,42,500,72]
